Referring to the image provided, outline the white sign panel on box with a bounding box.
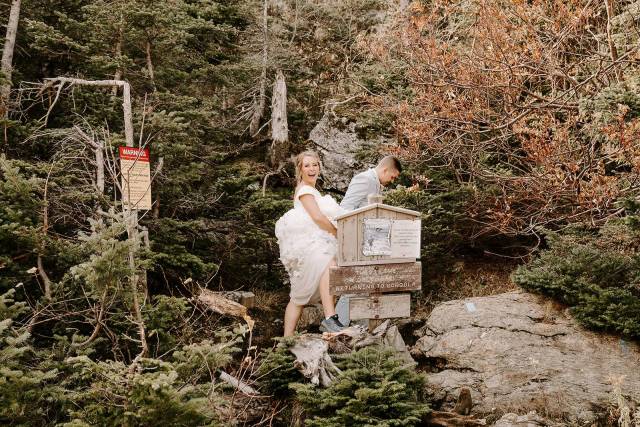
[390,219,421,259]
[119,146,152,210]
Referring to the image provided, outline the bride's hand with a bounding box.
[300,194,338,237]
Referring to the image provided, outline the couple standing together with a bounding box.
[275,151,402,336]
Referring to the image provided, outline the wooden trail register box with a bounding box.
[329,203,422,327]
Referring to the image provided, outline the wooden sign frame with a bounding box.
[329,262,421,296]
[335,204,421,267]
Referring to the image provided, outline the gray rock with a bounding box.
[309,113,389,192]
[493,411,555,427]
[413,291,640,424]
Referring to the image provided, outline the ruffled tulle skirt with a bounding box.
[275,207,337,305]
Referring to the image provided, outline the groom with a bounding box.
[336,155,402,325]
[340,155,402,211]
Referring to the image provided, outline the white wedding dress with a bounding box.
[275,185,347,305]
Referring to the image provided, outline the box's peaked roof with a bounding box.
[335,203,421,221]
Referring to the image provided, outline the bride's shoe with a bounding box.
[320,314,346,333]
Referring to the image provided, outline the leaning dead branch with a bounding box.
[196,288,255,331]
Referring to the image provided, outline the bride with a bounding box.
[275,150,347,335]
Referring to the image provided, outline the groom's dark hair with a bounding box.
[378,155,402,173]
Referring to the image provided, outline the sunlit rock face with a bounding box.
[309,113,390,193]
[413,291,640,424]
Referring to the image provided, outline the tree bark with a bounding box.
[1,0,21,113]
[420,411,486,427]
[112,14,124,95]
[145,39,157,92]
[604,0,622,81]
[249,0,268,137]
[270,70,288,143]
[268,70,289,167]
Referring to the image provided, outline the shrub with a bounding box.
[0,289,62,425]
[512,220,640,339]
[291,346,430,427]
[255,336,305,397]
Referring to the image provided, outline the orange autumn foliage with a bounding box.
[365,0,640,238]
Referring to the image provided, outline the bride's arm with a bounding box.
[299,194,337,237]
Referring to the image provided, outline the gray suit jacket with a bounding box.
[340,168,381,211]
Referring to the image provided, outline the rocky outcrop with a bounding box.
[413,291,640,424]
[309,113,390,192]
[493,411,558,427]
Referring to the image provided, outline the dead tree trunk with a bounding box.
[145,40,157,92]
[269,69,289,167]
[604,0,622,81]
[1,0,21,112]
[112,14,124,96]
[38,163,53,300]
[249,0,268,137]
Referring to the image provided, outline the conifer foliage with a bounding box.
[292,347,431,427]
[513,213,640,339]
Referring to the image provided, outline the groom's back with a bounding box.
[340,169,376,211]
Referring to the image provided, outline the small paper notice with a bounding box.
[362,219,392,256]
[390,220,421,258]
[465,302,477,313]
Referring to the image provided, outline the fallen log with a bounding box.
[197,288,255,330]
[219,370,258,396]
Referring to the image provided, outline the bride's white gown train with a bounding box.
[275,185,346,305]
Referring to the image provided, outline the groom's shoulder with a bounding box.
[352,168,374,181]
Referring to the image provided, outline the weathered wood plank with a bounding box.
[394,212,417,220]
[336,205,421,266]
[329,262,421,295]
[334,203,420,221]
[339,214,358,265]
[349,293,411,320]
[337,258,417,267]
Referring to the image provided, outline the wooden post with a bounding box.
[368,292,384,332]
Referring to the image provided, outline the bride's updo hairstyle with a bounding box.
[294,150,322,184]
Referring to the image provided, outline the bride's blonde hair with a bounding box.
[294,150,322,185]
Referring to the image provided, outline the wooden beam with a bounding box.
[349,293,410,320]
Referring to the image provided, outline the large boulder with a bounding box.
[309,113,389,192]
[413,291,640,424]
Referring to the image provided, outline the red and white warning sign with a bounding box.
[119,147,152,210]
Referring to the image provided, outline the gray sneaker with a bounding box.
[320,314,345,333]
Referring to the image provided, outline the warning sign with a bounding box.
[119,147,152,210]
